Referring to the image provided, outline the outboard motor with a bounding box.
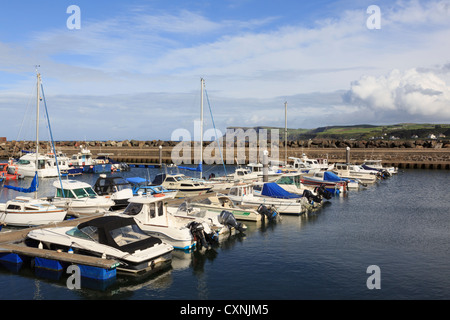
[188,221,218,249]
[302,189,323,204]
[315,184,332,200]
[257,204,279,221]
[218,210,247,233]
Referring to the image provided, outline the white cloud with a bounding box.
[345,68,450,119]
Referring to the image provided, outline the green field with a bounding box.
[229,123,450,140]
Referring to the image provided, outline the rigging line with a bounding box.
[12,83,36,156]
[40,82,65,198]
[204,87,227,176]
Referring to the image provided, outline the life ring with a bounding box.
[154,193,165,197]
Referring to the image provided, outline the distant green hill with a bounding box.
[227,123,450,140]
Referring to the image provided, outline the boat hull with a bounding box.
[136,226,195,250]
[0,210,67,227]
[230,196,304,215]
[173,188,213,198]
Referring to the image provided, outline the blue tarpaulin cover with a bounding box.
[179,163,202,172]
[261,182,300,199]
[323,171,344,182]
[324,171,355,183]
[126,177,148,185]
[5,172,39,193]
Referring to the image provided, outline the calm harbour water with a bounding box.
[0,165,449,301]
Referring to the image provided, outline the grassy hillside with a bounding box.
[228,124,450,140]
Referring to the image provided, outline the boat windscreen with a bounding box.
[85,187,97,197]
[123,202,143,216]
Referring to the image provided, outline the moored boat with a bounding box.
[186,194,279,222]
[0,195,67,227]
[301,170,349,193]
[362,159,397,175]
[26,215,173,275]
[50,179,115,215]
[110,194,218,250]
[151,173,213,198]
[93,175,134,210]
[0,70,68,227]
[331,163,378,184]
[227,183,310,215]
[0,162,21,180]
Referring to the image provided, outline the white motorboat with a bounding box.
[227,183,311,215]
[362,159,397,175]
[0,195,67,227]
[125,177,178,198]
[186,194,279,222]
[275,172,312,194]
[26,215,174,274]
[69,146,95,166]
[331,163,378,184]
[289,154,329,172]
[246,163,283,182]
[110,194,218,250]
[167,200,248,234]
[93,175,134,210]
[224,167,260,183]
[300,170,350,192]
[151,173,213,198]
[13,152,70,178]
[50,179,115,214]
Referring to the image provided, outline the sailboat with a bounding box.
[0,69,67,227]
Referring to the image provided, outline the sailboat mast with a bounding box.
[285,101,287,167]
[35,68,41,199]
[200,78,204,179]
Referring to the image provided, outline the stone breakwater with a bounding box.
[1,139,449,169]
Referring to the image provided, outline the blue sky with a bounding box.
[1,0,450,141]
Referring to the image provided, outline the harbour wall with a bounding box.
[1,139,449,169]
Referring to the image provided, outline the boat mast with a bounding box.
[284,101,287,167]
[35,66,41,199]
[200,78,204,179]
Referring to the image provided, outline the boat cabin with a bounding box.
[53,180,98,199]
[94,175,132,196]
[152,173,206,187]
[121,195,170,225]
[228,184,253,197]
[4,197,55,212]
[275,173,303,188]
[67,216,163,253]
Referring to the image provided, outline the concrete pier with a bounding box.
[1,140,449,169]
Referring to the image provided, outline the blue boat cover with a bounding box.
[323,171,344,182]
[126,177,148,185]
[324,171,355,183]
[261,183,300,199]
[179,163,202,172]
[5,172,39,193]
